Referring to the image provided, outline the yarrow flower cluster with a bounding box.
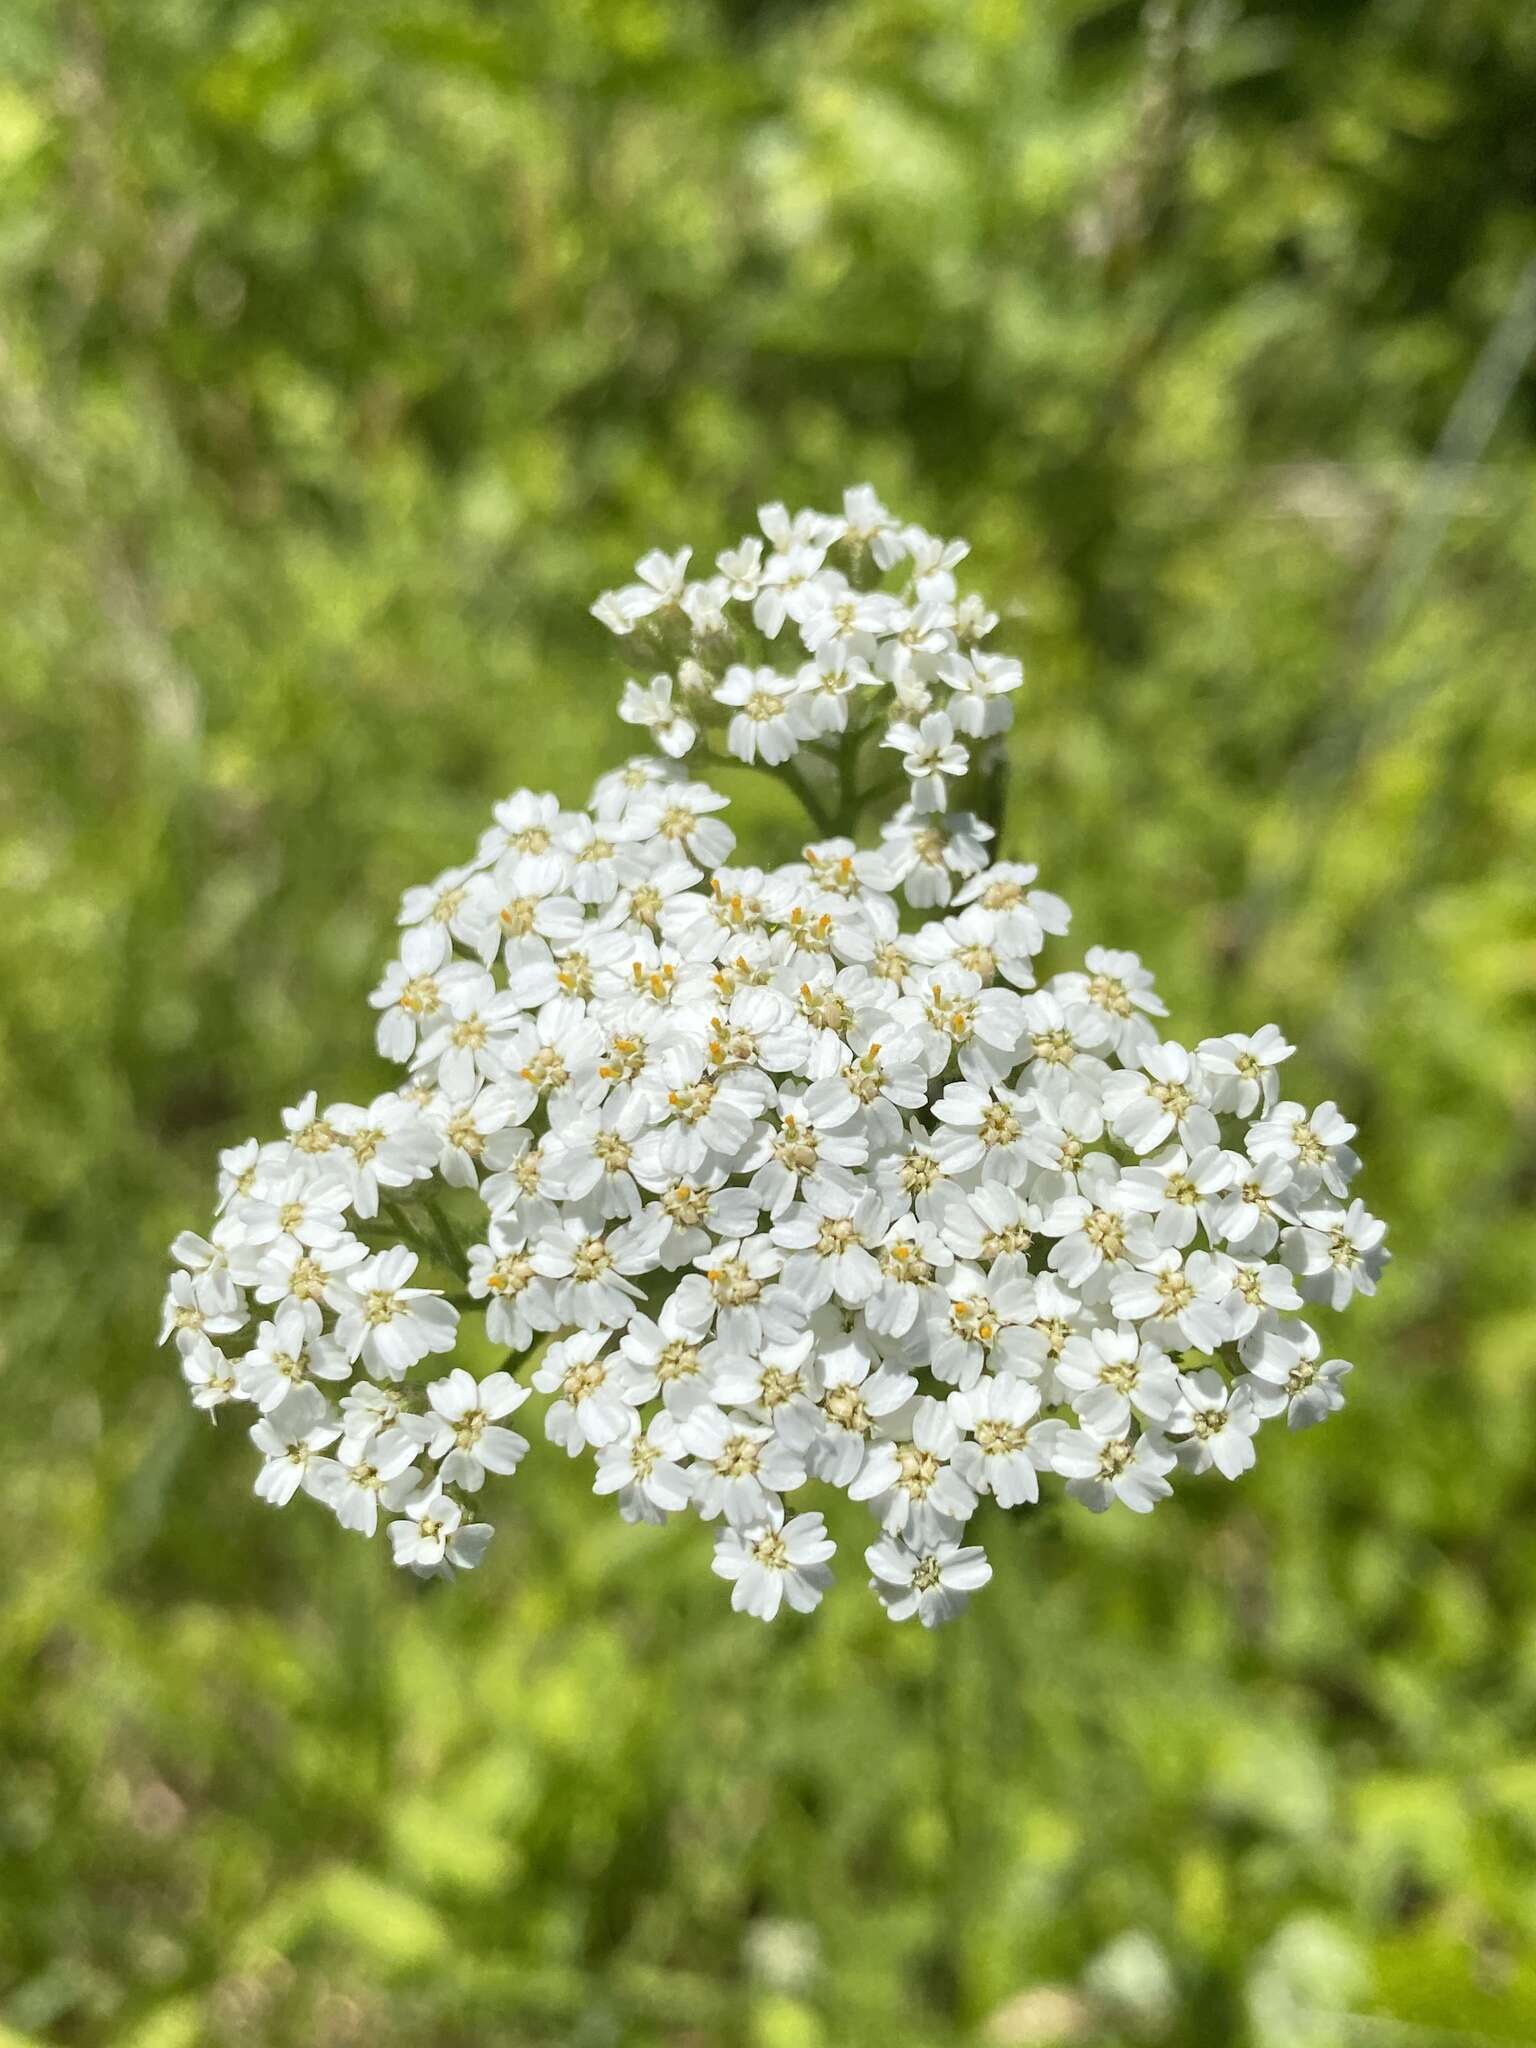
[161,488,1388,1627]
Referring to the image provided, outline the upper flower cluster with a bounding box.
[160,490,1388,1627]
[595,486,1018,868]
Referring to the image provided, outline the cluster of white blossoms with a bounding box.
[598,483,1013,886]
[161,489,1388,1626]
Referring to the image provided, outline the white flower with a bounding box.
[466,1224,561,1350]
[1042,1161,1156,1289]
[834,1024,929,1123]
[1220,1255,1302,1337]
[618,1293,714,1414]
[500,1005,605,1123]
[389,1483,493,1573]
[253,1233,367,1316]
[957,866,1072,960]
[533,1208,668,1330]
[231,1168,351,1253]
[715,534,763,598]
[877,806,993,908]
[1281,1198,1390,1309]
[772,1183,889,1310]
[559,811,648,908]
[160,1269,246,1354]
[239,1303,350,1413]
[1051,1426,1176,1514]
[328,1247,459,1378]
[682,1403,807,1526]
[479,788,567,863]
[593,1415,693,1523]
[542,1095,647,1218]
[619,674,697,758]
[592,545,691,631]
[1169,1370,1260,1480]
[428,1083,525,1191]
[1238,1319,1352,1429]
[1056,1326,1179,1436]
[927,1264,1037,1388]
[809,1324,917,1487]
[883,711,969,812]
[628,780,735,869]
[463,864,586,978]
[840,482,901,562]
[738,1078,867,1218]
[671,1236,798,1353]
[931,1080,1033,1183]
[1109,1246,1234,1352]
[424,1367,531,1487]
[865,1216,953,1338]
[849,1396,976,1544]
[1198,1024,1294,1116]
[370,923,453,1063]
[217,1137,285,1212]
[325,1430,421,1537]
[1203,1157,1297,1256]
[479,1128,561,1234]
[412,972,523,1100]
[1019,1071,1108,1186]
[587,756,679,820]
[1248,1100,1359,1199]
[935,650,1022,738]
[794,644,870,732]
[710,1331,821,1437]
[252,1411,340,1506]
[900,969,1025,1088]
[934,1181,1042,1267]
[181,1332,242,1409]
[714,664,819,765]
[398,862,484,944]
[327,1095,439,1219]
[1101,1041,1220,1157]
[948,1375,1047,1507]
[712,1509,836,1620]
[866,1536,992,1627]
[1119,1143,1239,1251]
[1054,948,1168,1059]
[533,1332,643,1452]
[639,1048,775,1172]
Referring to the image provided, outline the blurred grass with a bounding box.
[2,1,1536,2043]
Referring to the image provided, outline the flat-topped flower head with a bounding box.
[161,486,1386,1625]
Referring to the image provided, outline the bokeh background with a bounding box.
[3,2,1536,2044]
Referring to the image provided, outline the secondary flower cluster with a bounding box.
[160,491,1387,1627]
[596,484,1018,884]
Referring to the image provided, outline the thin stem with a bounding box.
[700,740,834,835]
[422,1195,470,1277]
[834,721,860,837]
[778,754,836,837]
[382,1197,468,1288]
[973,737,1011,849]
[861,768,910,811]
[380,1198,439,1268]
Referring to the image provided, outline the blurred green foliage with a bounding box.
[3,0,1536,2043]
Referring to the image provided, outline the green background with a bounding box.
[2,2,1535,2043]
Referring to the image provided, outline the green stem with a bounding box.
[835,721,860,836]
[380,1198,439,1268]
[699,742,832,836]
[778,754,836,837]
[422,1195,470,1277]
[973,736,1011,847]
